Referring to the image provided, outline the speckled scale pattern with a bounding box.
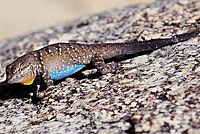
[34,43,94,80]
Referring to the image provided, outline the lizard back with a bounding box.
[37,43,94,80]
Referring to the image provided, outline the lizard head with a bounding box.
[6,54,36,85]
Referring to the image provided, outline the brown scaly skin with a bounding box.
[5,28,200,101]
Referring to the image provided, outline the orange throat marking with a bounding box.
[22,75,36,85]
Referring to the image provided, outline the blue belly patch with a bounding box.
[49,64,85,80]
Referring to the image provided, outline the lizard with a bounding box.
[4,27,200,101]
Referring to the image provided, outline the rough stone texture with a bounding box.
[0,0,200,133]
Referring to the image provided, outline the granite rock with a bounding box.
[0,0,200,133]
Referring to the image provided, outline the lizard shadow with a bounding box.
[0,82,33,100]
[76,50,154,78]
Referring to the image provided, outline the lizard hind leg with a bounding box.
[92,55,119,74]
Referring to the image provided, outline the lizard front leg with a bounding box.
[40,70,55,102]
[29,69,54,103]
[92,55,119,74]
[42,71,54,87]
[31,75,43,103]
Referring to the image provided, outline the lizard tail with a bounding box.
[125,28,199,54]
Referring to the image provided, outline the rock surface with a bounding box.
[0,0,200,133]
